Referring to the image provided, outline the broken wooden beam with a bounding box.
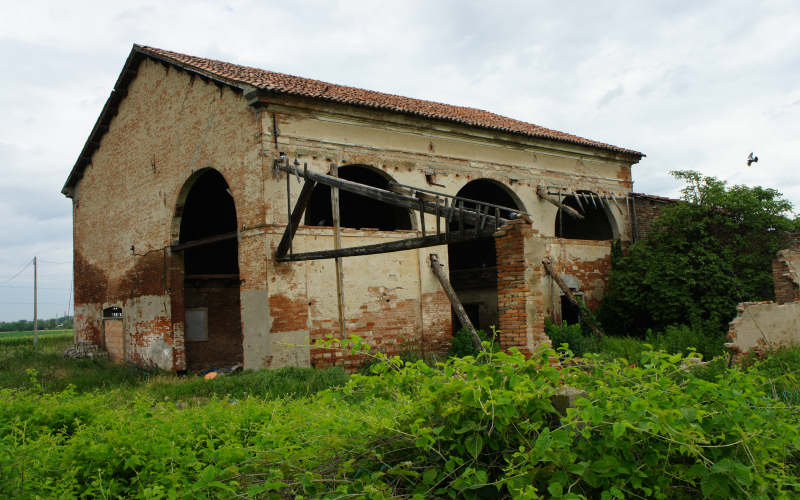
[542,257,603,338]
[276,160,508,228]
[536,186,584,220]
[275,178,317,260]
[429,253,484,352]
[277,229,497,262]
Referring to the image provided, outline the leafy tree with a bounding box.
[598,170,796,336]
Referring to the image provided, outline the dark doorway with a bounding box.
[448,179,523,333]
[555,191,613,240]
[560,295,581,325]
[304,165,412,230]
[178,169,243,372]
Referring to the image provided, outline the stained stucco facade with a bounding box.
[66,49,642,372]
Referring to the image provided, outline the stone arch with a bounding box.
[304,164,414,230]
[448,178,525,333]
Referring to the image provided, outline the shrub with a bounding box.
[646,323,726,361]
[448,326,498,358]
[598,170,796,337]
[545,318,601,356]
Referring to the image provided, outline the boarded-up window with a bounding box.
[185,308,208,341]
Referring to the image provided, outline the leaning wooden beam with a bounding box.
[536,186,584,220]
[542,257,603,338]
[429,253,484,352]
[277,229,497,262]
[275,179,317,260]
[171,231,237,252]
[276,160,507,227]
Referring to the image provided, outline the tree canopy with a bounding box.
[597,170,797,337]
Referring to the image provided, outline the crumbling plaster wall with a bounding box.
[258,95,638,360]
[73,55,639,371]
[73,57,263,371]
[728,241,800,358]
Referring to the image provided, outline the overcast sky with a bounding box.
[1,1,798,322]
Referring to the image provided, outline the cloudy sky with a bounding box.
[1,0,798,322]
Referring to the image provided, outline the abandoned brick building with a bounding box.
[62,45,648,372]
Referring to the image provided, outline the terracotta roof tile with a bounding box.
[137,45,643,157]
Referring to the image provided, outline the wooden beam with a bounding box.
[542,257,603,338]
[184,274,239,280]
[429,254,484,352]
[276,161,507,228]
[536,186,584,220]
[276,229,496,262]
[171,231,237,252]
[330,164,346,339]
[275,178,317,260]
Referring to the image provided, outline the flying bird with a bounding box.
[747,152,759,166]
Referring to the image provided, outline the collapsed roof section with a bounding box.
[62,44,644,197]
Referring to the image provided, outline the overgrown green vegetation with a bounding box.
[598,170,796,339]
[546,320,726,363]
[2,335,799,498]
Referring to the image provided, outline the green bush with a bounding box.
[598,170,796,337]
[448,326,498,358]
[545,318,603,357]
[646,323,726,361]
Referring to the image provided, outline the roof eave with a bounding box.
[246,88,645,161]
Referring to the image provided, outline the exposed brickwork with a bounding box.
[67,49,640,373]
[631,194,676,241]
[546,240,613,314]
[773,232,800,304]
[185,283,243,372]
[494,220,549,356]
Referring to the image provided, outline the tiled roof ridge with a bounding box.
[136,45,643,157]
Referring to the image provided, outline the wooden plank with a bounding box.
[277,229,496,262]
[429,254,484,352]
[171,231,237,252]
[536,186,584,220]
[275,178,317,260]
[330,164,346,338]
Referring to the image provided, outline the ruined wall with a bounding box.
[631,194,675,242]
[727,301,800,358]
[545,239,613,322]
[72,57,262,370]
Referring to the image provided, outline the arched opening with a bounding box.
[304,165,413,230]
[176,169,243,372]
[555,190,613,240]
[448,179,523,333]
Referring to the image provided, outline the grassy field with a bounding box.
[0,329,73,342]
[1,334,798,498]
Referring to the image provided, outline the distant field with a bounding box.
[0,329,73,342]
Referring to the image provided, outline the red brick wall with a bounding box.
[631,195,675,241]
[773,232,800,304]
[494,219,549,356]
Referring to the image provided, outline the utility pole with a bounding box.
[33,256,38,347]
